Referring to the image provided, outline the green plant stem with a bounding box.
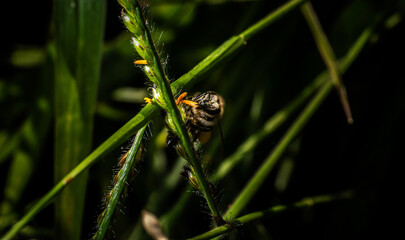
[188,191,352,240]
[93,125,147,240]
[225,81,333,221]
[301,2,353,124]
[212,74,324,181]
[172,0,307,92]
[161,25,368,231]
[0,1,315,238]
[130,0,225,225]
[212,19,375,181]
[1,106,157,240]
[223,22,375,221]
[241,0,307,40]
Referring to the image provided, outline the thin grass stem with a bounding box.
[0,1,320,238]
[1,106,158,240]
[172,0,307,92]
[212,18,376,180]
[226,81,334,220]
[188,191,353,240]
[212,74,324,181]
[301,2,353,124]
[222,22,376,221]
[240,0,307,41]
[120,0,225,225]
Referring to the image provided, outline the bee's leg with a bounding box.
[144,97,153,104]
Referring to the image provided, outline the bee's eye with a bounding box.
[198,100,207,107]
[201,101,214,110]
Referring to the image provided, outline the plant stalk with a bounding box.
[130,0,225,225]
[188,191,352,240]
[0,0,324,238]
[224,80,334,220]
[223,21,375,221]
[301,2,353,124]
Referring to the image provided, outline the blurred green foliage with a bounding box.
[1,0,405,239]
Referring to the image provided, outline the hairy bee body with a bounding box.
[166,91,224,157]
[167,91,224,191]
[183,91,224,142]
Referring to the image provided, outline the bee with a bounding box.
[183,91,225,143]
[166,91,225,159]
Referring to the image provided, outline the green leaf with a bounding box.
[54,0,105,239]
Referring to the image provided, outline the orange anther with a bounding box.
[176,92,188,105]
[144,97,153,104]
[134,59,148,65]
[181,99,199,108]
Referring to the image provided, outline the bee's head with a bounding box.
[197,91,224,117]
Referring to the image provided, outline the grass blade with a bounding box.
[225,81,334,220]
[188,191,352,240]
[172,0,307,92]
[212,74,324,181]
[223,22,376,221]
[301,2,353,124]
[54,0,105,239]
[1,104,157,240]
